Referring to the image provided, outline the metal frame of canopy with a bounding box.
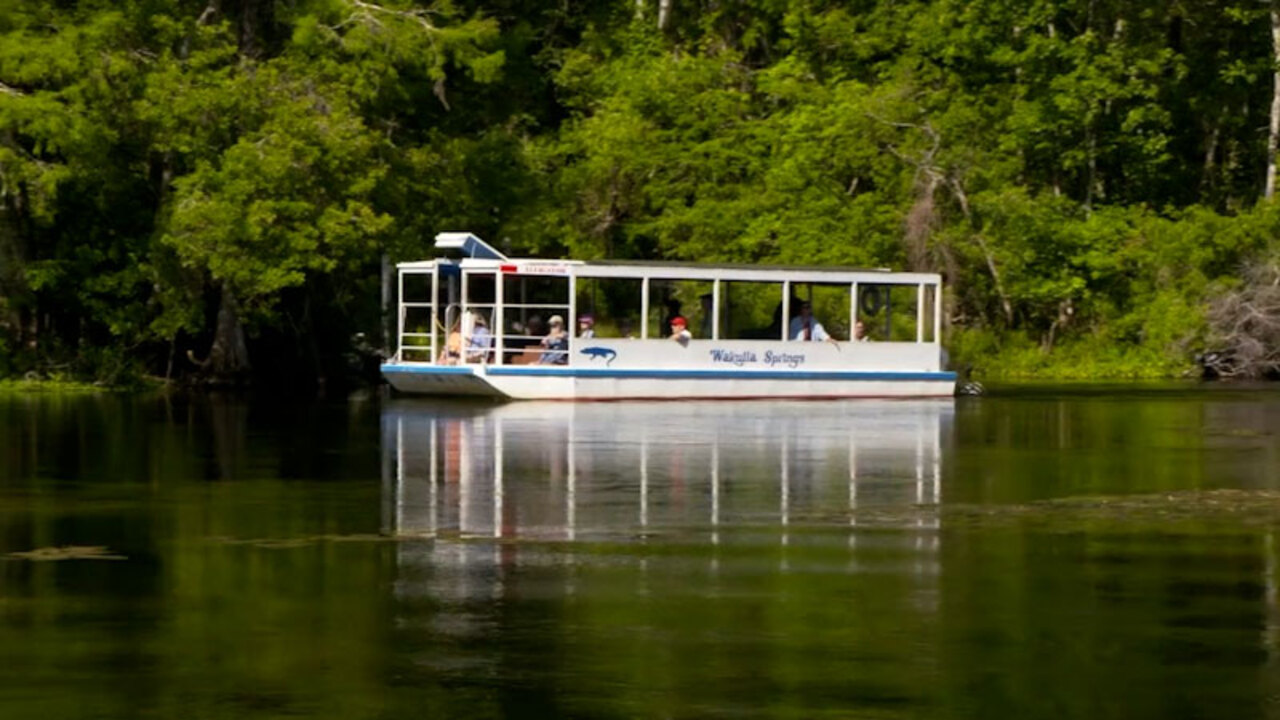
[393,232,944,366]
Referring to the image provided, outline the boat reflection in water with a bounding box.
[381,399,951,548]
[379,400,953,709]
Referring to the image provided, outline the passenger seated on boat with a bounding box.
[662,300,683,337]
[539,315,569,364]
[504,316,544,364]
[438,325,463,365]
[669,316,691,345]
[578,314,595,339]
[466,314,492,363]
[854,321,869,342]
[789,302,835,343]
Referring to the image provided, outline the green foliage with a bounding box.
[161,68,391,320]
[0,378,105,393]
[951,328,1194,381]
[3,0,1280,383]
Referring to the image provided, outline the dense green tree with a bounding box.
[4,0,1280,383]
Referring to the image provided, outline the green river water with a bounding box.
[2,386,1279,719]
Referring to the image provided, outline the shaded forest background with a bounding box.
[4,0,1280,389]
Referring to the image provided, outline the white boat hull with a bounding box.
[382,363,955,400]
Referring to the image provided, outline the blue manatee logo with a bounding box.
[579,346,618,366]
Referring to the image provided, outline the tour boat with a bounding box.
[381,233,955,399]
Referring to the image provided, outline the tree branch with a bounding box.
[348,0,442,33]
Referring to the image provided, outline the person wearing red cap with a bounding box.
[669,315,691,344]
[578,314,595,339]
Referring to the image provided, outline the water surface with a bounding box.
[2,386,1279,718]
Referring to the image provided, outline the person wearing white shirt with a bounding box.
[465,314,492,362]
[789,302,832,342]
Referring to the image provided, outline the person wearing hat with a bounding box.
[539,314,569,364]
[465,313,492,363]
[578,314,595,339]
[669,315,691,345]
[661,299,683,337]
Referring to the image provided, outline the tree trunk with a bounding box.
[0,202,27,342]
[1267,0,1280,200]
[1202,111,1221,196]
[657,0,671,31]
[303,289,326,392]
[950,179,1015,327]
[1084,120,1097,214]
[238,0,272,60]
[381,252,393,357]
[904,174,939,272]
[0,161,34,352]
[209,284,252,379]
[184,0,221,58]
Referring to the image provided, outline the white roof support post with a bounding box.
[429,267,438,363]
[917,283,925,343]
[568,273,577,359]
[640,278,650,339]
[494,269,505,365]
[781,281,791,341]
[459,270,470,361]
[850,281,858,340]
[397,268,406,362]
[712,278,721,340]
[445,270,458,332]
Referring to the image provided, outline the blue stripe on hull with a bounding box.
[383,365,478,375]
[382,364,956,383]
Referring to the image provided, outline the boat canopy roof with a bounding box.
[396,232,941,285]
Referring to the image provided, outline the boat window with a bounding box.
[400,305,435,361]
[649,280,713,339]
[718,281,784,340]
[399,271,437,362]
[464,272,497,329]
[401,272,433,305]
[791,283,852,341]
[500,273,569,364]
[575,277,642,338]
[857,284,919,342]
[461,272,497,363]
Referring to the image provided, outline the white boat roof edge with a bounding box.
[433,232,508,260]
[398,234,941,284]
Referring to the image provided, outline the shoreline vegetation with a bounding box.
[4,2,1280,387]
[0,378,112,394]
